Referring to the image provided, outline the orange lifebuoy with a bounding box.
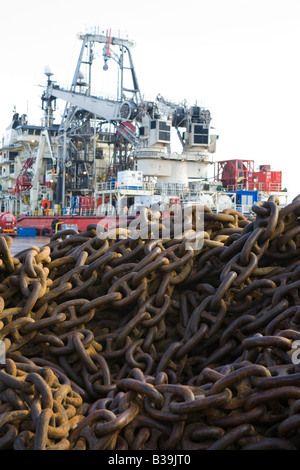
[41,199,50,209]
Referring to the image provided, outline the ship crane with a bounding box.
[43,30,142,125]
[155,94,187,148]
[44,85,132,122]
[42,30,144,206]
[44,84,139,147]
[155,93,215,153]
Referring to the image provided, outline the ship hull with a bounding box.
[16,215,130,235]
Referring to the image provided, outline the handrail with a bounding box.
[96,182,155,192]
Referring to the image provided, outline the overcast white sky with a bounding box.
[1,0,300,200]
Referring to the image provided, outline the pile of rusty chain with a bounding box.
[1,195,300,450]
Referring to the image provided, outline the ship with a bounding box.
[0,28,289,235]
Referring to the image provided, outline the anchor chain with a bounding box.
[0,196,300,449]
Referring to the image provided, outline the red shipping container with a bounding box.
[251,170,282,192]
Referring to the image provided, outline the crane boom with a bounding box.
[45,85,123,122]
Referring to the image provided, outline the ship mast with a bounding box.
[29,69,57,213]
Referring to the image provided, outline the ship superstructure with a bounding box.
[0,107,58,214]
[0,28,288,219]
[40,28,220,213]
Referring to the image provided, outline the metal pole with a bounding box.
[93,114,97,214]
[62,130,67,212]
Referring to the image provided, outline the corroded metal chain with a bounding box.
[1,196,300,449]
